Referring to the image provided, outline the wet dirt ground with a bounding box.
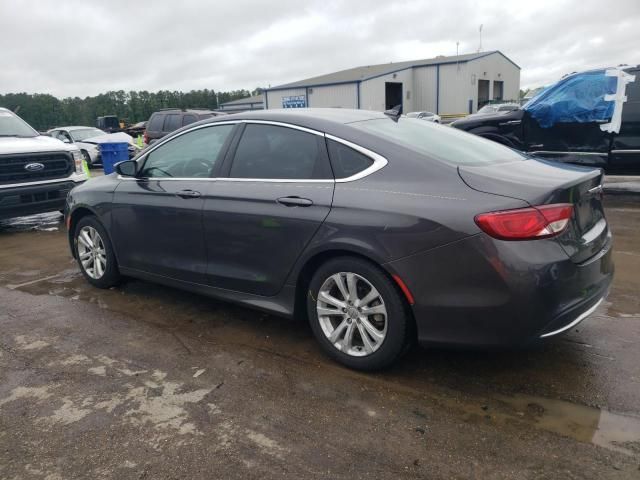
[0,197,639,479]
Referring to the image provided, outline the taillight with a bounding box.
[475,204,573,240]
[143,131,148,145]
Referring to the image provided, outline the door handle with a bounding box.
[276,196,313,207]
[176,189,201,199]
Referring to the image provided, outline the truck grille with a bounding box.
[0,152,73,185]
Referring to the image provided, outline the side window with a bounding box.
[182,114,197,126]
[54,131,71,142]
[229,124,331,179]
[147,114,164,132]
[163,114,181,132]
[140,125,234,178]
[327,139,373,179]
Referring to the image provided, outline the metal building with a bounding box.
[264,51,520,115]
[219,94,265,113]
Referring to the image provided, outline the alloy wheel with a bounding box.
[77,226,107,279]
[316,272,388,357]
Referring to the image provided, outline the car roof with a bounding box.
[207,108,386,126]
[177,108,392,142]
[152,109,217,115]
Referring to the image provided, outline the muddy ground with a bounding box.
[0,196,639,479]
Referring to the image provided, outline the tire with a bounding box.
[74,216,120,288]
[306,256,410,370]
[81,150,92,168]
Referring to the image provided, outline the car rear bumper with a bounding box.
[385,231,614,347]
[0,178,85,221]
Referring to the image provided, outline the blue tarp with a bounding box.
[523,70,617,128]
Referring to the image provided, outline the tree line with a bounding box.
[0,88,263,131]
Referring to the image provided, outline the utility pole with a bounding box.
[478,24,483,53]
[456,41,460,71]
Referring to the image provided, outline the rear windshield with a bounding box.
[350,118,524,166]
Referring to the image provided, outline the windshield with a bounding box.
[70,128,104,141]
[350,118,525,167]
[0,110,38,137]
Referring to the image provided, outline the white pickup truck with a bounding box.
[0,108,87,220]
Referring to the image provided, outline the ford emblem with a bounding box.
[24,162,45,172]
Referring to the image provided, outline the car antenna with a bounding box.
[383,104,402,122]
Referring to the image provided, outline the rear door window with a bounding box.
[229,124,332,179]
[182,114,197,126]
[163,114,182,132]
[147,114,164,132]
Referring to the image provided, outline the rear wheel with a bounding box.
[306,257,409,370]
[74,216,120,288]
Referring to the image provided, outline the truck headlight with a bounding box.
[71,150,84,172]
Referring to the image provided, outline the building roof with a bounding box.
[269,51,519,91]
[220,94,264,107]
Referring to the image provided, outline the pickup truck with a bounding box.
[0,108,87,221]
[451,65,639,174]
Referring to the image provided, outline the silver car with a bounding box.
[48,126,106,167]
[406,111,441,123]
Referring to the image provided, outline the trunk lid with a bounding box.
[459,158,608,263]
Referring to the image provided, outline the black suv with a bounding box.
[452,66,639,174]
[144,109,225,145]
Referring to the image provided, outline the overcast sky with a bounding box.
[0,0,638,98]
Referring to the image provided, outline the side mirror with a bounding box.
[61,137,71,143]
[115,160,138,177]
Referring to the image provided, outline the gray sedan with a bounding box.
[65,109,613,370]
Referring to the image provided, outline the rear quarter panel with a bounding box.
[286,139,529,284]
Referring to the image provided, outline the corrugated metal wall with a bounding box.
[264,88,306,109]
[438,62,471,114]
[412,66,438,113]
[466,54,521,112]
[307,84,358,108]
[265,53,520,114]
[359,68,414,112]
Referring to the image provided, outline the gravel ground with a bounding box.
[0,195,639,479]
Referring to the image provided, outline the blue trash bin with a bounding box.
[101,142,130,174]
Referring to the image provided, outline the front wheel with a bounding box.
[74,216,120,288]
[81,150,93,168]
[306,257,410,370]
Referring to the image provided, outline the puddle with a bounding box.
[473,393,640,457]
[0,211,63,233]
